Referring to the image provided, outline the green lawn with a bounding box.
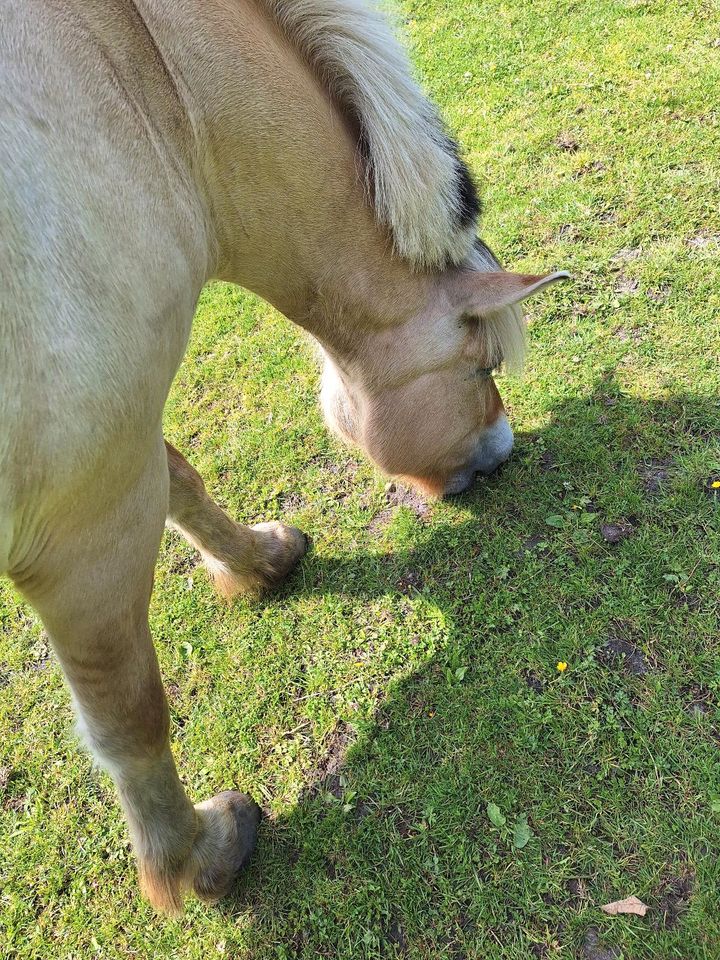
[2,0,720,957]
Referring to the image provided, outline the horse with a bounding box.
[0,0,567,913]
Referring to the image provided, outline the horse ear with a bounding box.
[455,270,570,314]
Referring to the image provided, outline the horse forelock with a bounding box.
[258,0,479,270]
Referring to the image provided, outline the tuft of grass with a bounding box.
[2,1,720,957]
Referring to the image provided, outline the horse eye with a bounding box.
[474,366,494,379]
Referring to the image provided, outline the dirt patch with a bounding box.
[26,636,50,673]
[556,132,580,152]
[305,722,353,799]
[598,636,650,676]
[574,160,606,178]
[523,670,545,694]
[610,247,642,267]
[637,458,672,494]
[559,223,581,241]
[312,457,360,476]
[368,484,430,534]
[279,492,305,512]
[367,507,395,535]
[385,917,408,954]
[582,927,620,960]
[653,871,694,928]
[396,816,413,839]
[539,450,557,472]
[567,877,589,902]
[385,483,430,516]
[596,209,617,224]
[600,521,635,544]
[518,534,550,557]
[687,232,720,250]
[613,325,645,344]
[613,276,640,296]
[646,285,670,303]
[0,766,11,793]
[396,570,424,595]
[682,684,713,717]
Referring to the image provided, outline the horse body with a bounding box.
[1,0,565,911]
[0,0,206,573]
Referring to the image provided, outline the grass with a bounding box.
[2,0,720,957]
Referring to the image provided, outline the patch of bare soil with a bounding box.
[567,877,589,903]
[582,927,620,960]
[646,285,670,303]
[305,722,354,799]
[368,483,430,534]
[556,131,580,152]
[523,670,545,694]
[539,450,557,472]
[385,917,408,955]
[529,944,548,958]
[600,521,635,544]
[385,483,430,515]
[574,160,606,177]
[637,458,672,494]
[610,247,642,267]
[279,492,305,511]
[396,569,424,595]
[687,232,720,249]
[367,508,395,535]
[598,635,651,676]
[613,276,640,296]
[613,325,645,344]
[652,871,694,929]
[681,684,713,717]
[517,534,550,558]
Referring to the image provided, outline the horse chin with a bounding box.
[442,470,477,496]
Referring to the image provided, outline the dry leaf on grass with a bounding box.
[601,895,648,917]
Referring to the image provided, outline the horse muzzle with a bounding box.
[443,414,514,495]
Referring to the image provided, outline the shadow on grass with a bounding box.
[220,380,719,958]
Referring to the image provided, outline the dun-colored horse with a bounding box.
[0,0,566,911]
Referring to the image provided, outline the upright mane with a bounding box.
[258,0,480,269]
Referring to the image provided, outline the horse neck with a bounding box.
[138,0,432,351]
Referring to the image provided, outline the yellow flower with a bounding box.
[556,661,568,672]
[712,480,720,489]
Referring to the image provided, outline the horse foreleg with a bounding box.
[165,441,307,599]
[17,441,259,913]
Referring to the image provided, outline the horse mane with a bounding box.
[258,0,480,269]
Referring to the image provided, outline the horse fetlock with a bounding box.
[205,520,307,599]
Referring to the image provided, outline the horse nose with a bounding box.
[443,415,514,495]
[472,413,514,475]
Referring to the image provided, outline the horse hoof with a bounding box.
[252,520,309,585]
[193,791,261,902]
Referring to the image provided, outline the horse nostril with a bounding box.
[473,415,514,476]
[443,416,515,496]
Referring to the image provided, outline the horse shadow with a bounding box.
[215,378,719,956]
